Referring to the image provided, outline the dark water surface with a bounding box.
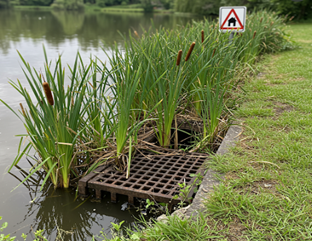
[0,9,202,240]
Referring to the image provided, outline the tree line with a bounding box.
[174,0,312,20]
[0,0,311,20]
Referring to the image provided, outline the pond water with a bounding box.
[0,8,203,240]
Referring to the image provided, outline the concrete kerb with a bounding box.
[157,123,242,222]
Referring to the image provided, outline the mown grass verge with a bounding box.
[99,23,312,241]
[13,5,52,11]
[101,8,144,13]
[101,4,144,13]
[203,23,312,240]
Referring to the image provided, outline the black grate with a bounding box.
[79,151,208,206]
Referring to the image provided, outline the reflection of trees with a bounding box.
[0,9,65,53]
[52,10,85,35]
[10,164,99,241]
[9,161,145,241]
[0,9,201,54]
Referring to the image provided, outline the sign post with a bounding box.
[219,6,246,43]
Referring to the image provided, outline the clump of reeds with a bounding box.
[1,11,294,190]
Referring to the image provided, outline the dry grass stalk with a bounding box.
[42,82,54,106]
[174,115,178,149]
[20,103,26,116]
[185,42,196,61]
[134,30,139,38]
[176,50,182,66]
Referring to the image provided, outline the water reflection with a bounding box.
[9,162,144,241]
[0,9,202,54]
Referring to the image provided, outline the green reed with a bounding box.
[1,47,94,188]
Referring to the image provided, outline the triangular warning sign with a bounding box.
[221,9,244,30]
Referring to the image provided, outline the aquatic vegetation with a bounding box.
[0,10,293,189]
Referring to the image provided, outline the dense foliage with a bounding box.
[0,0,9,8]
[51,0,84,10]
[174,0,312,19]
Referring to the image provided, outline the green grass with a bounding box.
[101,5,144,13]
[202,23,312,240]
[100,23,312,241]
[205,23,312,240]
[13,5,52,11]
[103,4,143,9]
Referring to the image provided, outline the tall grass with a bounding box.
[1,10,293,189]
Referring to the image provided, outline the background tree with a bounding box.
[140,0,153,12]
[51,0,84,10]
[159,0,170,9]
[271,0,312,20]
[0,0,10,8]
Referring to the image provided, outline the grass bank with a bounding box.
[204,23,312,240]
[13,5,52,11]
[101,3,144,13]
[104,23,312,240]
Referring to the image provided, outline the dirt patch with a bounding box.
[206,217,248,241]
[293,77,305,81]
[272,101,295,116]
[257,72,266,79]
[251,180,278,195]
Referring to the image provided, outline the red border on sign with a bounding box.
[221,9,244,30]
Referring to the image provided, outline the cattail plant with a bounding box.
[185,42,195,61]
[176,50,182,66]
[253,31,257,39]
[212,48,216,58]
[42,81,54,106]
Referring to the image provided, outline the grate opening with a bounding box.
[156,129,200,149]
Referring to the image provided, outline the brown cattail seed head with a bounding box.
[289,16,294,21]
[176,50,182,66]
[20,103,26,116]
[134,31,139,38]
[271,21,274,26]
[42,82,54,106]
[260,17,263,23]
[212,48,216,58]
[253,31,257,39]
[201,30,204,43]
[185,42,195,62]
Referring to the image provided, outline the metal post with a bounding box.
[229,31,235,44]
